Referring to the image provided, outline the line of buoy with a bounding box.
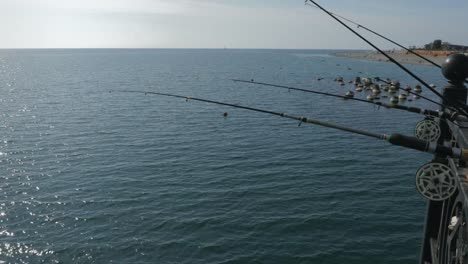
[231,79,443,118]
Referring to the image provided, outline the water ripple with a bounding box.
[0,49,437,263]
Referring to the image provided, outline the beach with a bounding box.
[333,50,447,66]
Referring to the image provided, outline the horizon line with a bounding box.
[0,47,373,51]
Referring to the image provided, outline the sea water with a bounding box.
[0,49,444,263]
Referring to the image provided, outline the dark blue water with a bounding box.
[0,49,445,263]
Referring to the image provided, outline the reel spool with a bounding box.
[415,163,457,201]
[414,119,441,142]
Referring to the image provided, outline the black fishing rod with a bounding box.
[232,79,443,117]
[306,0,468,116]
[304,2,442,68]
[113,89,468,161]
[233,79,371,103]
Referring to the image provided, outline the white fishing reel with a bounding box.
[414,119,441,142]
[415,162,457,201]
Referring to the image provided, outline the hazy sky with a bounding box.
[1,0,467,49]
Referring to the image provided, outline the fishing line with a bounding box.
[112,89,468,161]
[304,2,442,68]
[306,3,468,85]
[306,0,468,116]
[234,79,468,127]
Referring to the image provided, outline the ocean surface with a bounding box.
[0,49,446,263]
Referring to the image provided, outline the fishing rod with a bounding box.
[113,89,468,161]
[232,79,443,117]
[304,2,442,68]
[306,2,468,85]
[306,0,468,116]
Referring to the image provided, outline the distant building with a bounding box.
[410,40,468,56]
[443,43,468,51]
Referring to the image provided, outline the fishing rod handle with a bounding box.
[387,133,466,161]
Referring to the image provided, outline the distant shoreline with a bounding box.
[332,50,447,66]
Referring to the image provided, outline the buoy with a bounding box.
[354,76,361,85]
[413,85,422,94]
[391,81,401,88]
[364,78,373,87]
[390,96,399,104]
[223,112,228,117]
[344,91,354,99]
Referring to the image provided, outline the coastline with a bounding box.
[332,50,447,66]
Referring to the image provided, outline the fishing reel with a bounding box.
[414,119,441,142]
[415,162,457,201]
